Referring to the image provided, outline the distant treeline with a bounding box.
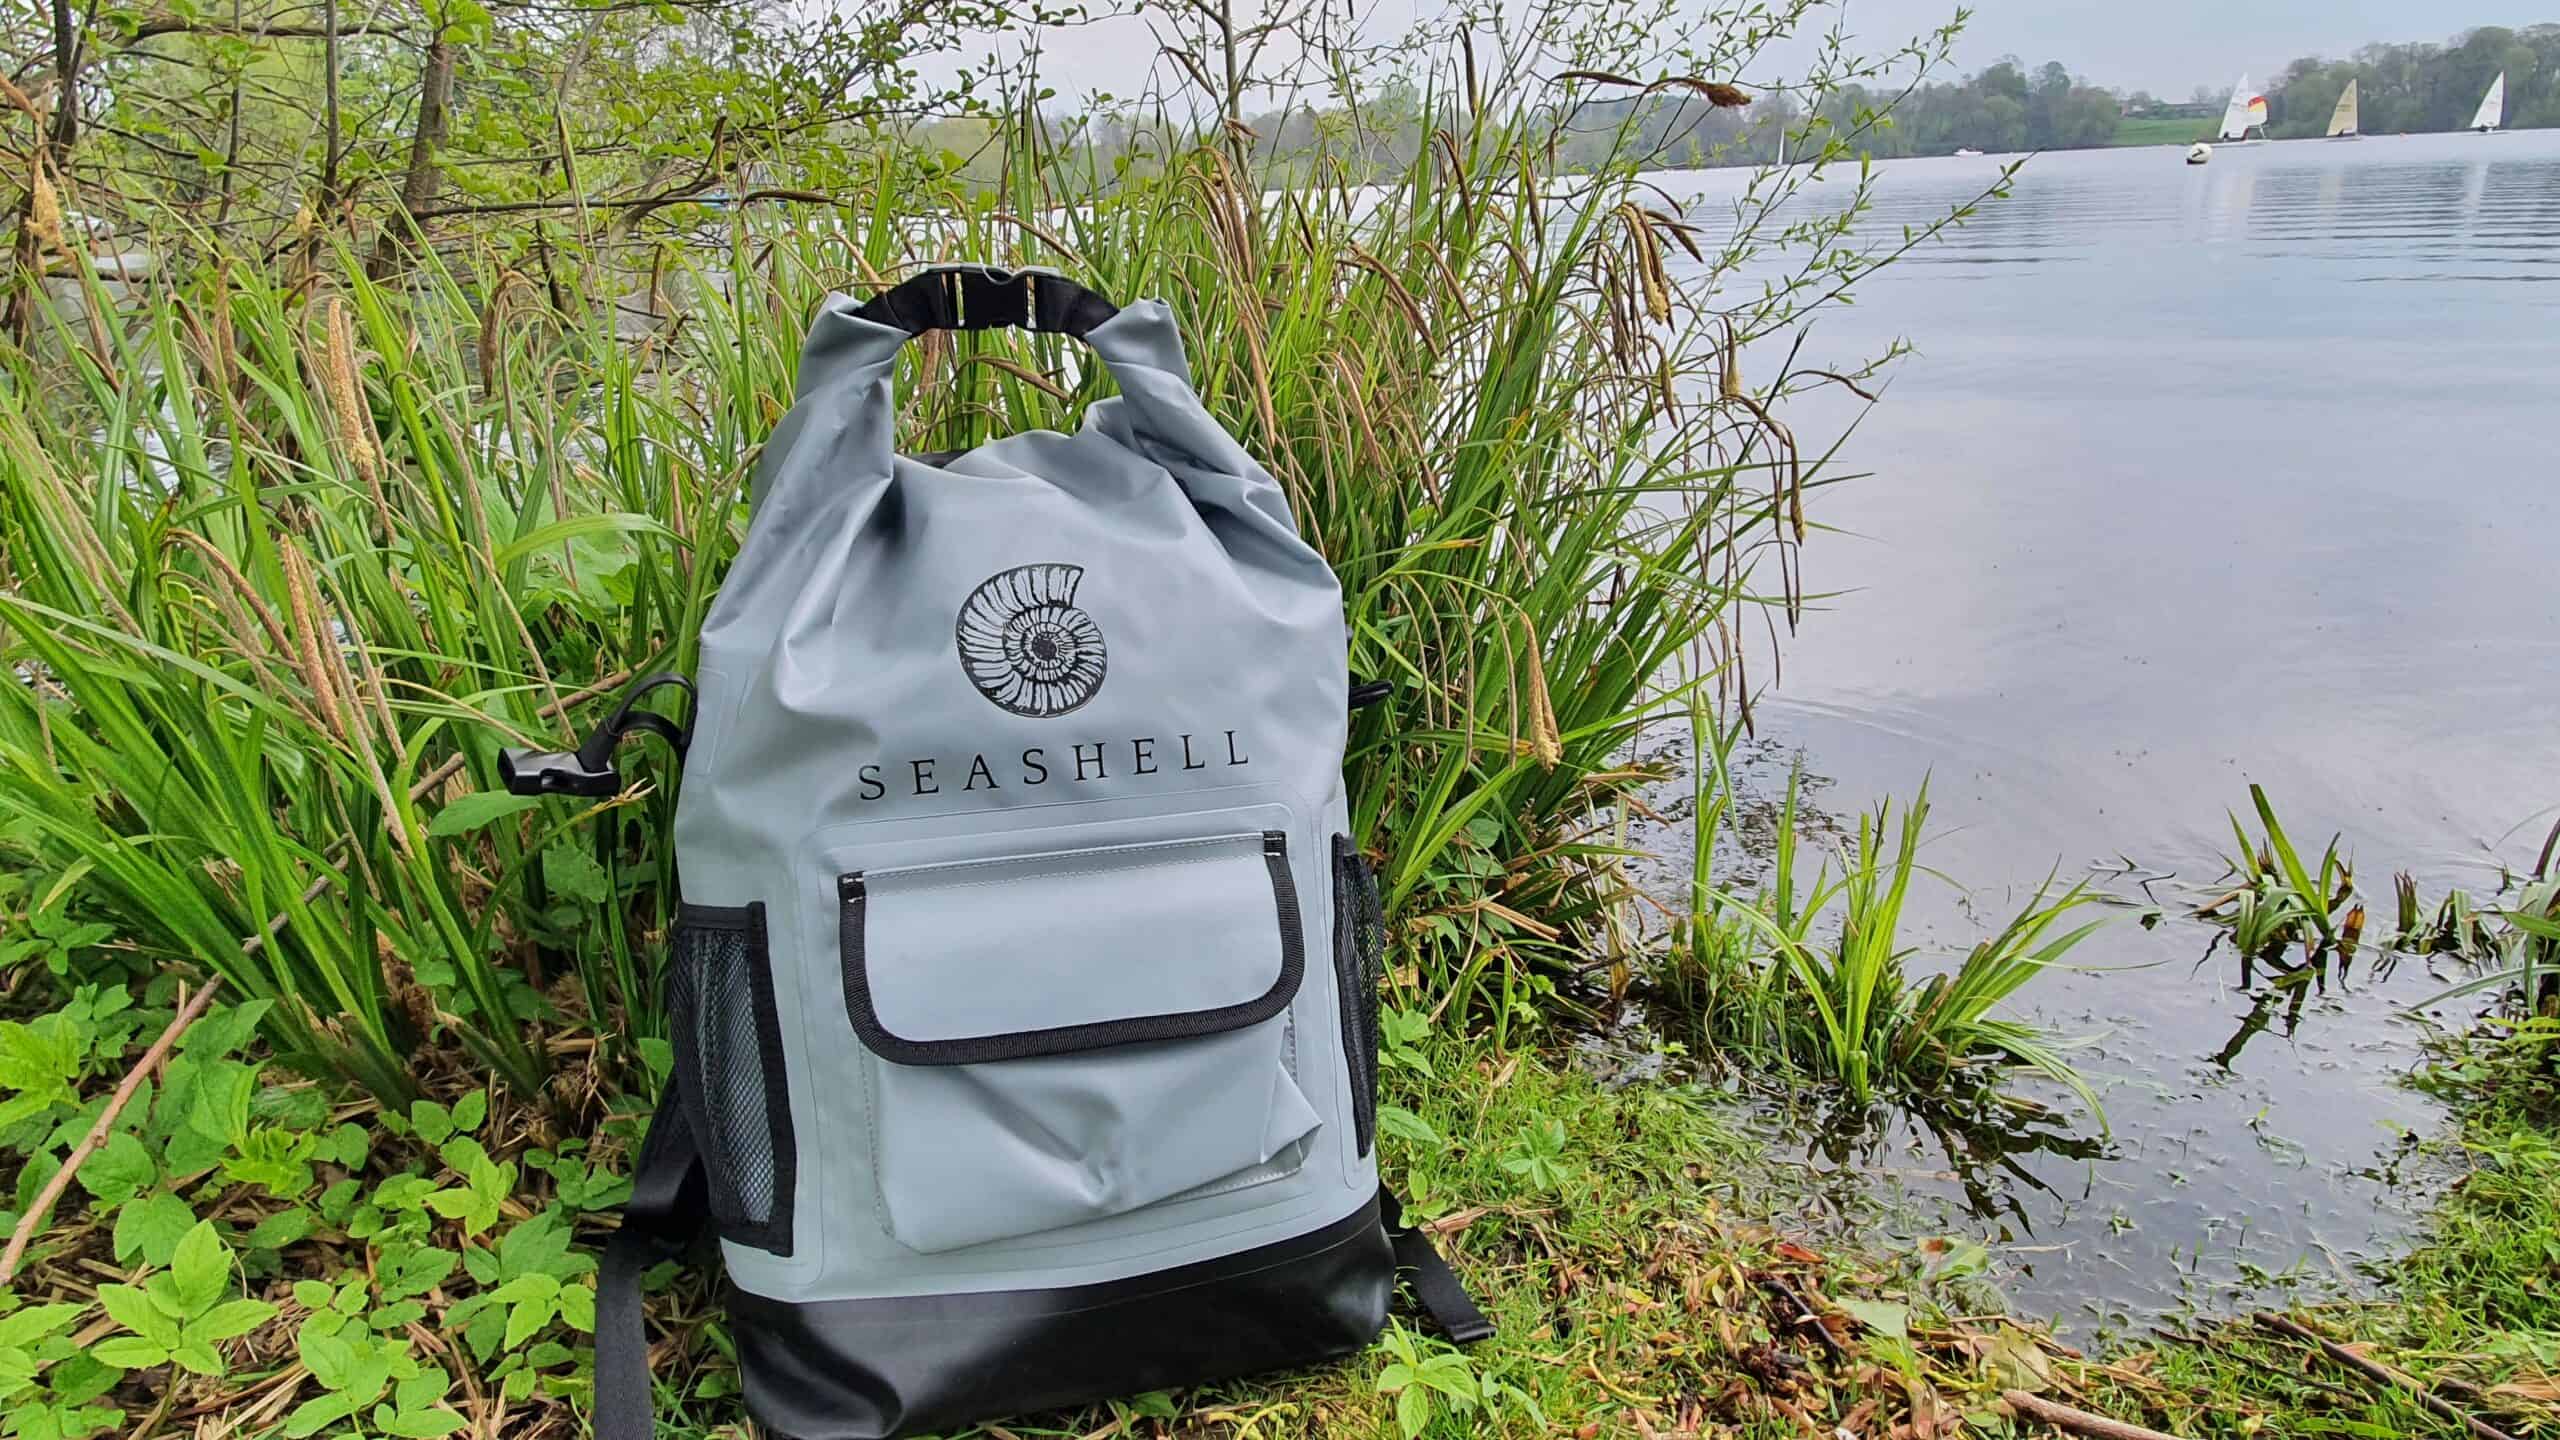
[1028,21,2555,175]
[2260,25,2560,137]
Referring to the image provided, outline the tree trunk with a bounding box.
[318,0,342,214]
[47,0,78,153]
[368,32,455,279]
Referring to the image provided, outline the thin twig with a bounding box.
[1753,1272,1846,1360]
[2002,1390,2190,1440]
[0,978,224,1284]
[2254,1313,2518,1440]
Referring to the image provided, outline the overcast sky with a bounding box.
[972,1,2551,107]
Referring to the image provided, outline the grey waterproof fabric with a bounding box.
[671,294,1374,1303]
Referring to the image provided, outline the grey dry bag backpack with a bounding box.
[505,266,1489,1439]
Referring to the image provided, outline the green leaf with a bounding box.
[167,1338,226,1376]
[90,1336,170,1370]
[1395,1381,1431,1439]
[246,1207,314,1251]
[635,1037,674,1083]
[179,1000,273,1061]
[319,1125,371,1170]
[75,1132,154,1204]
[449,1090,487,1133]
[283,1392,358,1438]
[295,1328,357,1390]
[111,1193,194,1267]
[410,1100,454,1145]
[378,1404,469,1439]
[97,1284,174,1346]
[492,1212,574,1277]
[494,509,675,566]
[1374,1104,1440,1146]
[393,1371,448,1412]
[187,1298,277,1343]
[0,1015,81,1100]
[554,1281,594,1333]
[502,1292,558,1350]
[1982,1324,2054,1393]
[427,791,541,839]
[542,845,611,905]
[185,1060,258,1149]
[0,1303,85,1348]
[379,1246,459,1301]
[168,1221,232,1316]
[1838,1297,1909,1340]
[487,1273,559,1306]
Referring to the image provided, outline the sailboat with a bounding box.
[2326,79,2360,139]
[2471,72,2505,133]
[2218,74,2269,143]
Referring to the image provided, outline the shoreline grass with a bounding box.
[5,962,2552,1438]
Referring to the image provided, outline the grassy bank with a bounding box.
[6,964,2554,1438]
[2111,116,2216,147]
[0,966,2170,1439]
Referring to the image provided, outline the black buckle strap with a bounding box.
[854,265,1119,340]
[1381,1184,1495,1344]
[593,1090,708,1440]
[501,673,696,798]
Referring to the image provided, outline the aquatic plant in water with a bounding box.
[2195,784,2362,965]
[1660,766,2106,1125]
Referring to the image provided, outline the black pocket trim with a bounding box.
[671,900,796,1256]
[839,830,1305,1068]
[1330,836,1383,1157]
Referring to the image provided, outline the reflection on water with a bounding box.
[1642,133,2560,1332]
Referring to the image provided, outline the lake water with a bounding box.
[1648,133,2560,1331]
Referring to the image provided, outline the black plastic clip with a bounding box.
[1348,677,1394,711]
[500,674,697,798]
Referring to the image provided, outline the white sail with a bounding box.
[2326,79,2359,137]
[2218,73,2255,141]
[2471,72,2505,131]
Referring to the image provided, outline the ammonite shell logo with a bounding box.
[954,564,1109,717]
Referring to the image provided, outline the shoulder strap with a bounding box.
[594,1086,707,1440]
[1380,1184,1496,1344]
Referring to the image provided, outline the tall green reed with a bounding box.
[0,48,1932,1096]
[0,248,744,1100]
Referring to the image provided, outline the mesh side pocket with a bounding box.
[1331,836,1384,1157]
[672,901,795,1255]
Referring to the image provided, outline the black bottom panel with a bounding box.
[731,1198,1393,1440]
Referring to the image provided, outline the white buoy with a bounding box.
[2186,142,2212,165]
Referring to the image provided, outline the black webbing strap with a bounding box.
[595,1088,707,1440]
[854,265,1119,339]
[1380,1184,1495,1344]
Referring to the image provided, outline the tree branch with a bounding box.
[0,978,224,1287]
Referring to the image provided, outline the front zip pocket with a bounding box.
[839,828,1320,1252]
